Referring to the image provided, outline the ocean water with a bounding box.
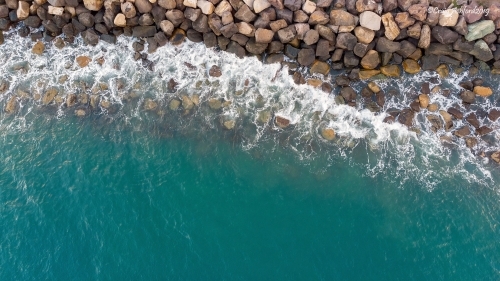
[1,30,500,280]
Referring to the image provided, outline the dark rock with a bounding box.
[340,87,357,102]
[203,32,217,48]
[284,0,301,11]
[396,40,416,58]
[166,9,185,26]
[226,41,246,58]
[453,38,474,53]
[297,48,315,66]
[284,44,300,59]
[336,32,357,50]
[344,51,360,67]
[476,126,493,135]
[488,109,500,121]
[101,34,117,44]
[335,76,350,87]
[376,37,401,53]
[209,65,222,77]
[353,43,369,58]
[133,26,157,38]
[398,108,415,127]
[431,26,458,44]
[276,8,293,24]
[268,41,284,53]
[447,107,463,119]
[187,29,203,42]
[78,13,94,28]
[193,14,210,33]
[24,16,41,28]
[82,29,99,45]
[465,113,480,128]
[220,23,239,38]
[410,100,420,112]
[426,43,453,56]
[95,23,108,35]
[246,38,267,54]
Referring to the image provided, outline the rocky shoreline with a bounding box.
[1,0,500,163]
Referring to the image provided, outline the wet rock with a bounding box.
[144,99,158,111]
[436,64,449,78]
[439,110,453,130]
[310,60,330,75]
[454,126,470,138]
[32,41,45,55]
[66,93,77,107]
[181,95,195,110]
[398,108,414,127]
[275,115,290,128]
[169,99,181,110]
[460,90,475,104]
[358,70,380,80]
[321,128,336,140]
[477,126,493,136]
[170,28,186,45]
[380,65,400,77]
[474,86,493,97]
[42,87,58,105]
[76,56,91,68]
[426,114,442,132]
[75,109,86,116]
[209,65,222,77]
[335,75,350,87]
[402,59,420,74]
[491,152,500,163]
[418,94,429,108]
[340,86,356,102]
[4,96,17,114]
[465,113,480,129]
[488,109,500,121]
[367,82,380,93]
[447,107,463,119]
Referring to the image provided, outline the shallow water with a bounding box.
[1,31,500,280]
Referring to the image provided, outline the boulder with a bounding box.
[354,26,375,44]
[133,26,156,37]
[159,0,177,9]
[255,28,274,43]
[408,3,427,21]
[336,32,357,50]
[270,19,287,32]
[254,0,271,13]
[277,25,296,43]
[4,96,17,114]
[380,65,400,77]
[340,87,356,101]
[76,56,91,67]
[418,94,429,108]
[302,0,316,14]
[381,12,400,40]
[170,28,186,45]
[308,10,329,25]
[447,107,463,120]
[303,29,319,45]
[465,20,495,41]
[237,22,255,36]
[376,37,401,52]
[454,126,470,138]
[398,108,414,127]
[275,115,290,128]
[438,9,458,27]
[431,26,458,44]
[297,48,315,66]
[330,9,357,26]
[470,40,493,62]
[310,60,330,75]
[418,24,431,48]
[360,50,380,69]
[402,59,420,74]
[245,38,267,54]
[359,11,381,31]
[83,0,104,11]
[135,0,153,13]
[235,4,256,22]
[395,12,415,29]
[284,0,301,11]
[488,109,500,121]
[121,2,137,18]
[198,0,215,14]
[160,20,175,35]
[460,90,475,104]
[439,110,453,130]
[32,41,45,55]
[321,128,336,140]
[492,152,500,164]
[17,1,29,20]
[474,86,493,97]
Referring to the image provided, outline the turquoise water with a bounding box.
[1,114,500,280]
[1,31,500,280]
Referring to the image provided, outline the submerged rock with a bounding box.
[76,56,91,68]
[320,128,335,141]
[42,88,58,105]
[275,115,290,128]
[169,99,181,110]
[4,96,18,114]
[32,41,44,55]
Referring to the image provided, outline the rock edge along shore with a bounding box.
[1,0,500,164]
[1,0,500,74]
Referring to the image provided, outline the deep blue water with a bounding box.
[1,115,499,280]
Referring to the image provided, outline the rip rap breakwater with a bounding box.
[1,0,500,165]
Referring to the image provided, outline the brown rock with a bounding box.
[4,96,17,114]
[135,0,153,13]
[360,50,380,70]
[408,3,427,21]
[76,56,91,68]
[275,115,290,128]
[488,109,500,121]
[32,41,45,55]
[297,48,315,66]
[358,70,380,79]
[354,26,375,44]
[380,65,400,77]
[310,60,330,75]
[83,0,104,11]
[419,94,429,108]
[255,28,274,43]
[395,12,415,29]
[209,65,222,77]
[330,9,356,26]
[474,86,493,97]
[454,126,470,138]
[321,128,336,140]
[418,24,431,48]
[402,59,420,74]
[382,12,400,40]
